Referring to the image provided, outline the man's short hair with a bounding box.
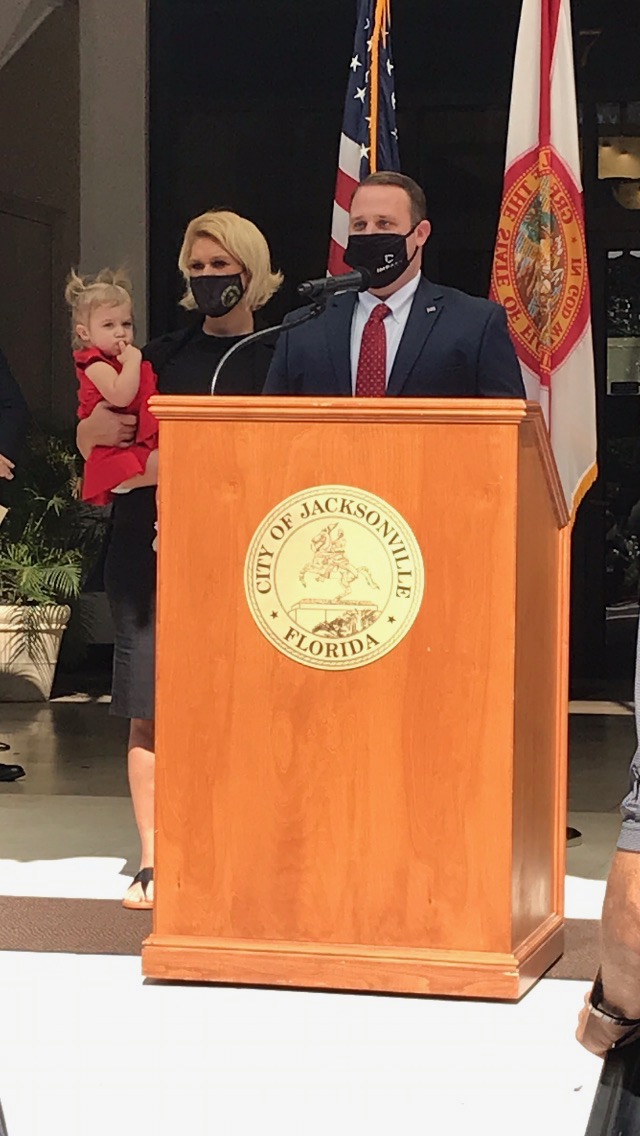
[352,172,428,228]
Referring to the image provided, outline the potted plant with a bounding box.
[0,432,107,700]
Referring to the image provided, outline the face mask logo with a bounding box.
[221,283,243,309]
[344,226,418,289]
[189,273,245,317]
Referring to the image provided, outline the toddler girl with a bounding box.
[66,268,158,506]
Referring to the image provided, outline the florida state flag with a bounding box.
[490,0,597,514]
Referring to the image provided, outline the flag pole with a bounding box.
[369,0,389,172]
[328,0,399,273]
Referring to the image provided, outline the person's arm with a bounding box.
[600,852,640,1015]
[85,343,143,408]
[577,851,640,1056]
[76,401,137,460]
[0,347,29,476]
[476,305,526,398]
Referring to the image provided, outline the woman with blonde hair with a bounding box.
[77,209,282,909]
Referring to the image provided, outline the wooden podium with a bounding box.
[143,396,570,1000]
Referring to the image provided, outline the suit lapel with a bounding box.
[386,278,445,397]
[324,293,357,396]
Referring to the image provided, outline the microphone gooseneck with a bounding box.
[210,269,371,393]
[210,302,327,394]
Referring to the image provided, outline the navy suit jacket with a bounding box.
[264,276,525,399]
[0,348,28,508]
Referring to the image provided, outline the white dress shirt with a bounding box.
[349,273,421,393]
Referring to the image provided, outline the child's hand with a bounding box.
[117,342,142,366]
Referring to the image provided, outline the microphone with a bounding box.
[297,268,371,300]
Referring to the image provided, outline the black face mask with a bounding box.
[189,273,245,318]
[344,228,418,289]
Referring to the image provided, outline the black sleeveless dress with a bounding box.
[104,321,273,719]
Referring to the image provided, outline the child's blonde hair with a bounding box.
[65,268,133,349]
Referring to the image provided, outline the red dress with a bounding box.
[74,347,159,506]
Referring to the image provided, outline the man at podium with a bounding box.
[264,172,525,400]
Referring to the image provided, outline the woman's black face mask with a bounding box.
[189,273,245,317]
[343,226,418,288]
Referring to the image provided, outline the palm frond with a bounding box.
[0,428,107,606]
[0,543,83,605]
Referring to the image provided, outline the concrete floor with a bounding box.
[0,683,634,1135]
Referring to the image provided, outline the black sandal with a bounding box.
[122,867,154,910]
[0,743,25,782]
[0,765,25,782]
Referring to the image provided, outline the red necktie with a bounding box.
[355,303,391,397]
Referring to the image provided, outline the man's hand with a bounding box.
[577,990,613,1057]
[0,453,15,480]
[77,400,137,459]
[576,988,640,1057]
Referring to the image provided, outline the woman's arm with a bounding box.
[85,344,143,408]
[76,401,137,459]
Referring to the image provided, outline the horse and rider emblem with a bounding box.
[245,485,425,671]
[296,522,381,639]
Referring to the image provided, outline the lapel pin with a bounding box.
[426,305,437,313]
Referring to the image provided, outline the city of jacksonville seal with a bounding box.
[245,485,424,671]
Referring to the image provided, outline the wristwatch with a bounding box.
[588,971,640,1043]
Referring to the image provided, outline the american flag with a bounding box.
[328,0,400,275]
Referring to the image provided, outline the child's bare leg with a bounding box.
[113,448,159,493]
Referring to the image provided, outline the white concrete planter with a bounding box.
[0,604,71,701]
